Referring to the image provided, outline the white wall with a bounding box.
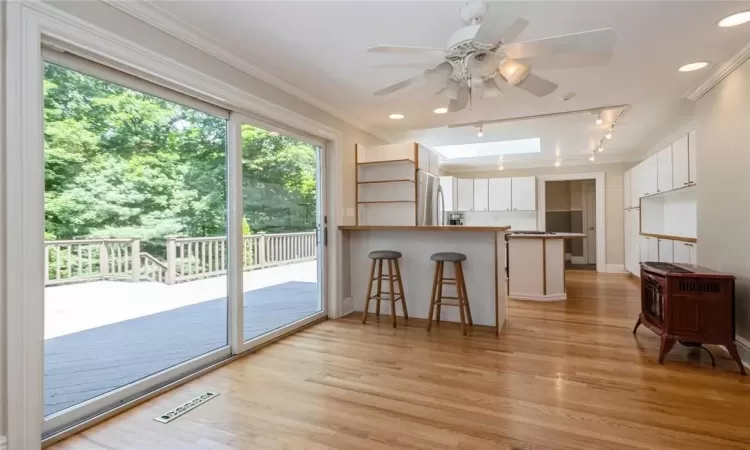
[695,55,750,345]
[0,0,5,438]
[443,163,630,265]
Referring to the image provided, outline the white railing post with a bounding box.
[44,245,50,284]
[99,240,109,280]
[131,238,141,282]
[166,236,177,285]
[258,233,267,268]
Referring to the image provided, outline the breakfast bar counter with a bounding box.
[340,225,510,334]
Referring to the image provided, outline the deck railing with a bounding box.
[45,231,316,286]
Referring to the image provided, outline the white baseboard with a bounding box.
[0,435,7,450]
[564,253,572,261]
[342,296,354,316]
[736,336,750,371]
[571,256,587,264]
[605,264,626,273]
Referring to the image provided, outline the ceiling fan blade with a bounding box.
[373,73,427,96]
[370,62,438,69]
[476,17,530,44]
[448,86,470,112]
[367,45,445,55]
[481,78,503,99]
[515,73,558,97]
[501,28,616,61]
[516,51,613,70]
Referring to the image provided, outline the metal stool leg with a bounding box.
[362,258,376,324]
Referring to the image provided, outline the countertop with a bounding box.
[507,232,586,239]
[339,225,512,232]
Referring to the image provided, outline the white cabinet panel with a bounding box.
[641,236,659,262]
[511,176,536,211]
[690,242,697,264]
[429,150,440,175]
[657,145,673,193]
[488,178,512,211]
[672,135,690,189]
[641,155,658,197]
[630,209,642,275]
[456,178,474,211]
[630,164,641,208]
[673,241,691,264]
[473,178,489,211]
[439,176,456,211]
[624,170,631,209]
[688,130,697,184]
[658,239,673,263]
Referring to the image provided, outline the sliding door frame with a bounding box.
[4,3,345,449]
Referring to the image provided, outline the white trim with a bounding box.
[536,173,606,273]
[6,1,346,446]
[605,264,626,273]
[639,121,696,161]
[687,40,750,101]
[342,297,354,316]
[0,435,7,450]
[509,293,567,302]
[102,0,390,143]
[570,256,588,265]
[564,253,572,261]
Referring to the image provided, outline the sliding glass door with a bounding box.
[232,116,327,351]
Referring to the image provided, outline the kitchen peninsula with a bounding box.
[340,225,510,334]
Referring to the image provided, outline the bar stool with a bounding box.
[362,250,408,328]
[427,252,473,335]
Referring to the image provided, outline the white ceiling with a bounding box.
[132,1,750,168]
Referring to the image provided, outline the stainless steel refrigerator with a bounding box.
[417,170,445,225]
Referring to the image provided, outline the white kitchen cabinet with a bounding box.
[629,164,641,208]
[439,176,456,211]
[473,178,489,211]
[673,241,698,265]
[623,170,631,209]
[672,135,690,189]
[488,178,512,211]
[641,154,658,197]
[511,176,536,211]
[629,209,642,276]
[657,145,673,193]
[658,239,673,263]
[456,178,474,211]
[641,236,659,262]
[688,130,697,184]
[429,150,440,175]
[690,242,698,264]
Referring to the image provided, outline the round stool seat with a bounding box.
[368,250,402,260]
[430,252,467,262]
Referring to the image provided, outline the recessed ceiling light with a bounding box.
[433,107,448,114]
[498,164,504,171]
[678,62,709,72]
[719,11,750,28]
[389,113,405,120]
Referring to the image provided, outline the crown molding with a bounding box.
[102,0,389,142]
[686,40,750,101]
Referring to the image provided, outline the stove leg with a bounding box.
[726,343,747,376]
[632,316,642,334]
[658,337,675,364]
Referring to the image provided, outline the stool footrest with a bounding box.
[368,295,404,302]
[435,301,461,307]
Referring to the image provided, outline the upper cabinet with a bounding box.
[672,135,690,189]
[456,178,474,211]
[511,177,537,211]
[688,130,697,185]
[657,145,673,193]
[488,178,511,211]
[439,176,456,211]
[629,165,641,208]
[641,154,658,197]
[473,178,489,211]
[623,170,631,209]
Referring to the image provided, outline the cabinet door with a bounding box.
[624,170,631,209]
[641,237,659,262]
[511,176,536,210]
[473,178,489,211]
[689,242,698,265]
[641,155,658,197]
[657,145,673,193]
[658,239,673,263]
[488,178,511,211]
[688,130,697,184]
[439,176,455,211]
[630,164,641,208]
[672,135,689,189]
[673,241,691,264]
[456,178,474,211]
[630,209,642,275]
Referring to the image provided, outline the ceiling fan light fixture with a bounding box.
[437,79,461,100]
[481,78,502,99]
[433,107,448,114]
[719,11,750,27]
[678,61,709,72]
[389,113,405,120]
[498,59,530,85]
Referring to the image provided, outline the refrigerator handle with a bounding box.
[437,185,444,225]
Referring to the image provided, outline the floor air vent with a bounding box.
[154,391,219,424]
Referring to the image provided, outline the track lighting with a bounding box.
[589,154,596,162]
[595,112,603,125]
[477,125,484,138]
[605,130,613,140]
[554,159,561,167]
[498,164,504,171]
[598,146,604,152]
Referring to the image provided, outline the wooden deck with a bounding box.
[44,261,319,416]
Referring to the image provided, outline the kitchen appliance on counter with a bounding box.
[447,212,464,226]
[417,170,444,225]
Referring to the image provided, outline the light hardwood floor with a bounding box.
[50,271,750,450]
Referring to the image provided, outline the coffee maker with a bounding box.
[447,212,464,226]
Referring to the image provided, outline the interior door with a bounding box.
[584,181,597,264]
[231,115,327,353]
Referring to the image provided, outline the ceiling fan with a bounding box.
[368,0,616,112]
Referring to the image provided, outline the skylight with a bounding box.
[434,138,541,160]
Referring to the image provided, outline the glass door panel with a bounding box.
[43,61,230,433]
[238,122,325,343]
